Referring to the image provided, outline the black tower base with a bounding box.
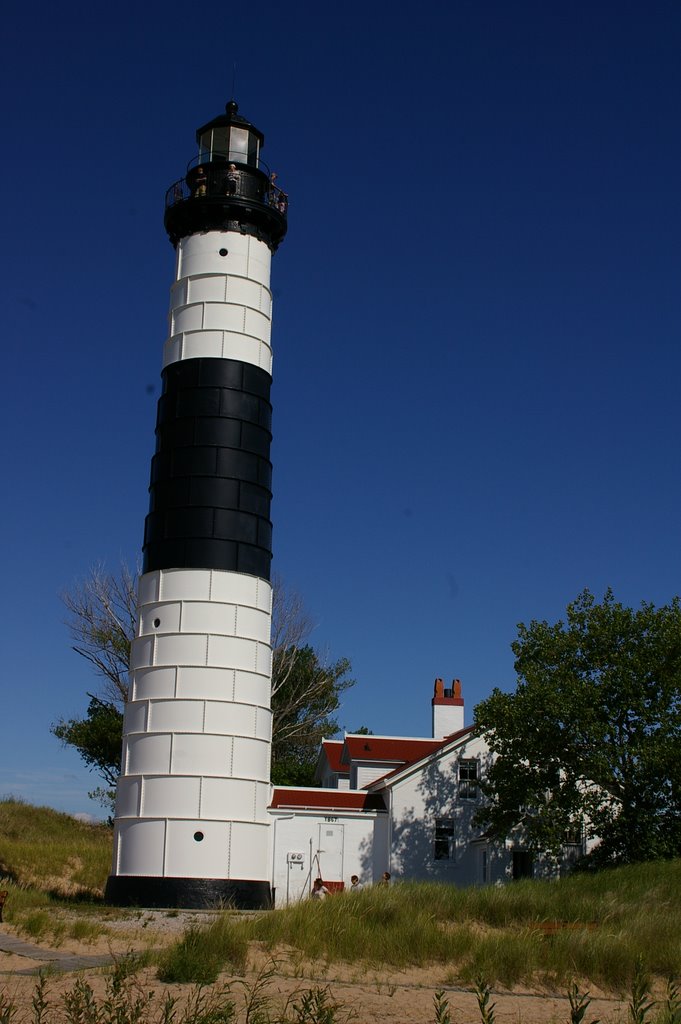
[105,875,272,910]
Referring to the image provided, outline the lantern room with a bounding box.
[196,99,263,167]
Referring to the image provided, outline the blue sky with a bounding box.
[3,2,681,818]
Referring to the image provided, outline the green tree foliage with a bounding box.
[474,589,681,866]
[270,644,353,786]
[53,567,354,802]
[52,565,135,808]
[51,696,123,809]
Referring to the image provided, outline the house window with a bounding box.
[434,818,455,860]
[459,759,478,800]
[512,850,533,879]
[563,826,582,846]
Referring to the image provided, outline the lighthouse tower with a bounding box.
[105,101,287,909]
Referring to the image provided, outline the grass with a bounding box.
[67,917,106,944]
[1,796,679,997]
[20,910,54,943]
[245,861,681,990]
[157,915,249,984]
[0,968,675,1024]
[0,797,115,946]
[0,798,111,897]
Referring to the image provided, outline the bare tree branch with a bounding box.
[62,563,137,707]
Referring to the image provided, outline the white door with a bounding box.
[317,823,344,884]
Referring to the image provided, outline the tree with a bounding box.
[53,566,354,802]
[474,589,681,867]
[270,643,353,785]
[53,564,135,808]
[51,696,123,809]
[269,578,354,783]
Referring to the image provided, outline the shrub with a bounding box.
[21,910,51,942]
[157,915,248,985]
[68,918,105,944]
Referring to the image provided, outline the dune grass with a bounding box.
[1,797,679,995]
[157,914,248,984]
[0,797,111,897]
[245,861,681,990]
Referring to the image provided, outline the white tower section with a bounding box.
[164,232,273,375]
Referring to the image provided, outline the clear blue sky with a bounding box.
[3,2,681,818]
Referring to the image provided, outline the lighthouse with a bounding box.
[105,101,287,909]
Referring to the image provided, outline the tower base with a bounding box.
[105,875,272,910]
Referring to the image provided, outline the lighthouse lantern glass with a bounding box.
[198,130,213,162]
[198,127,260,167]
[211,128,230,159]
[228,127,249,162]
[228,127,259,166]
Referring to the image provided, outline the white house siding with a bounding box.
[269,809,389,905]
[353,763,397,789]
[318,766,350,790]
[385,734,511,887]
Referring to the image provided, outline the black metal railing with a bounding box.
[165,159,288,219]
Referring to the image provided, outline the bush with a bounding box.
[157,915,248,985]
[21,910,51,942]
[68,918,105,944]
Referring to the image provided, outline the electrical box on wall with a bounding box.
[287,851,304,863]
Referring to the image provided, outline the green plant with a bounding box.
[237,958,280,1024]
[567,981,600,1024]
[69,919,105,944]
[181,985,235,1023]
[659,978,681,1024]
[474,975,496,1024]
[157,926,224,985]
[159,992,180,1024]
[629,957,655,1024]
[290,986,350,1024]
[110,949,154,983]
[0,990,17,1023]
[62,977,100,1022]
[21,911,51,943]
[157,915,247,985]
[433,989,452,1024]
[100,970,153,1024]
[31,971,50,1024]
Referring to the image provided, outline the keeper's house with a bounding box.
[268,679,585,904]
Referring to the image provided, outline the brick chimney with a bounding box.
[432,677,464,738]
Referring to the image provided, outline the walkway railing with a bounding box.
[165,160,288,218]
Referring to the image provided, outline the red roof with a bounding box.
[342,735,444,765]
[270,788,386,812]
[321,739,348,774]
[367,726,475,786]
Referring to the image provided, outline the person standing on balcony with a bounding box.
[194,166,207,197]
[226,163,240,194]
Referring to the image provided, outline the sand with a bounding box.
[0,911,633,1023]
